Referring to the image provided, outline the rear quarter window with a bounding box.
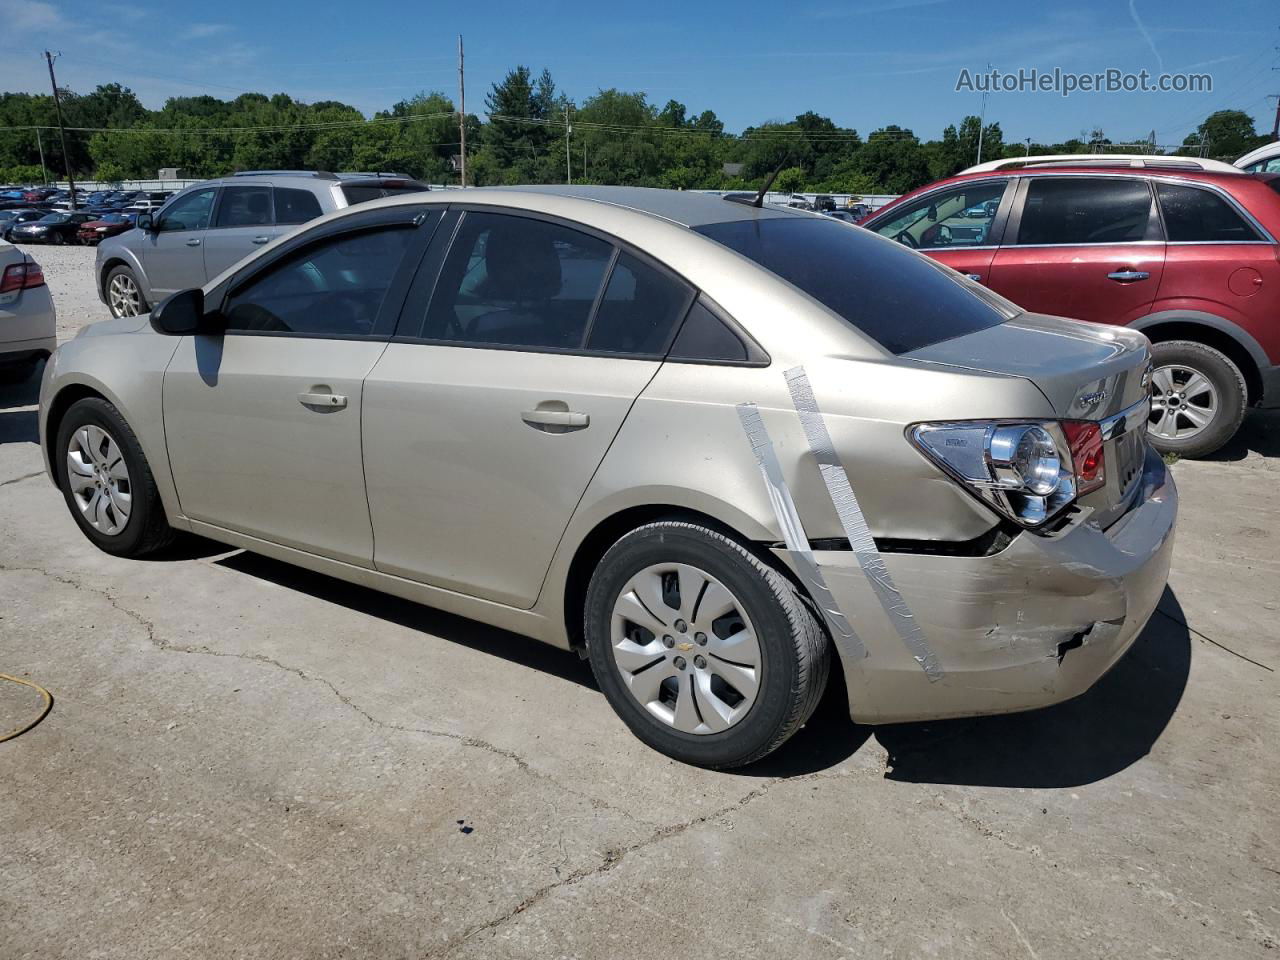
[341,182,430,206]
[693,216,1013,355]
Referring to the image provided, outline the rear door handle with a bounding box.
[1107,269,1150,283]
[298,391,348,410]
[185,238,201,247]
[252,236,270,244]
[521,409,589,431]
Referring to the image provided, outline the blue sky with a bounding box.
[1,0,1276,147]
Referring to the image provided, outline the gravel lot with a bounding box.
[1,244,1278,959]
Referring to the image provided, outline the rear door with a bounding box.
[865,177,1012,283]
[988,176,1165,326]
[202,183,282,281]
[138,186,217,298]
[362,209,695,608]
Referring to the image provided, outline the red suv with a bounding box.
[861,157,1280,457]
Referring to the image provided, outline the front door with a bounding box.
[988,176,1165,326]
[866,177,1011,283]
[363,210,695,608]
[163,220,426,565]
[139,186,217,298]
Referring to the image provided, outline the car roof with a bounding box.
[462,184,805,228]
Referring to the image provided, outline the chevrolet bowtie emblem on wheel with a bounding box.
[677,641,694,652]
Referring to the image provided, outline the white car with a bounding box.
[1236,141,1280,174]
[0,242,56,383]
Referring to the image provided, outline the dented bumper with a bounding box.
[819,447,1177,725]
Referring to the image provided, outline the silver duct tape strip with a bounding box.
[784,366,944,682]
[736,402,867,662]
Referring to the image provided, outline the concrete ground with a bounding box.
[1,245,1277,959]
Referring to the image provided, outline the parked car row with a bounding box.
[858,153,1280,458]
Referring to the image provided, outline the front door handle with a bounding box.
[965,273,983,283]
[252,236,270,245]
[521,408,589,432]
[1107,269,1150,283]
[298,391,348,410]
[185,238,201,247]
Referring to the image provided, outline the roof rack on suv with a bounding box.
[334,171,415,180]
[231,170,341,179]
[961,154,1242,175]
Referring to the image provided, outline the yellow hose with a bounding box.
[0,673,53,743]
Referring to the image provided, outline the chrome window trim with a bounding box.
[915,243,999,252]
[1003,240,1164,250]
[1100,396,1151,441]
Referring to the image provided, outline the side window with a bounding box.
[584,252,692,355]
[222,227,415,337]
[274,187,324,225]
[668,299,766,364]
[155,187,216,233]
[1015,178,1152,245]
[1156,182,1262,242]
[421,212,613,349]
[214,185,273,228]
[873,179,1007,249]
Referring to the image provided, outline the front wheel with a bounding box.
[584,521,830,768]
[55,397,175,556]
[105,265,147,318]
[1147,340,1247,458]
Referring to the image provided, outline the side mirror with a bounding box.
[136,213,154,232]
[150,288,219,336]
[926,204,938,222]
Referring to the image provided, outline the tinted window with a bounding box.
[873,179,1007,249]
[1245,158,1280,174]
[1156,182,1262,242]
[214,186,272,228]
[223,227,414,336]
[156,187,216,233]
[694,217,1011,355]
[421,212,613,349]
[1016,178,1152,245]
[668,299,766,364]
[275,187,324,225]
[341,182,430,206]
[585,253,692,355]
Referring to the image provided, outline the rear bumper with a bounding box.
[822,447,1177,724]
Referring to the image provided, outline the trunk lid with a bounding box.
[905,312,1153,526]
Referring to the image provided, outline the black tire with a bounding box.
[584,521,830,769]
[1148,340,1247,459]
[104,264,148,318]
[54,397,175,557]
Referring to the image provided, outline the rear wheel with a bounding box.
[55,397,175,557]
[1147,340,1246,458]
[105,265,147,318]
[584,521,830,768]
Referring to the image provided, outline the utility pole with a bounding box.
[975,62,991,166]
[35,127,48,184]
[1270,95,1279,140]
[565,105,572,185]
[457,35,466,188]
[43,51,76,209]
[1024,137,1031,156]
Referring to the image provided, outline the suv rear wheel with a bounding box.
[1147,340,1247,458]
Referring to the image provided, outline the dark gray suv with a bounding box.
[96,171,428,317]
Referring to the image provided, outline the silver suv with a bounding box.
[96,171,429,318]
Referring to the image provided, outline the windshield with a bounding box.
[39,213,69,223]
[693,216,1015,354]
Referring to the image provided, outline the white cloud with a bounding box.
[0,0,65,32]
[181,22,231,40]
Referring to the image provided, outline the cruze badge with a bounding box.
[1077,389,1108,407]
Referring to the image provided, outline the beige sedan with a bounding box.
[38,186,1176,767]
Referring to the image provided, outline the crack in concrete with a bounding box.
[0,560,642,826]
[428,767,862,959]
[0,471,44,489]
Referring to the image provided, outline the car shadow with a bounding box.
[213,550,599,691]
[1202,409,1280,462]
[0,364,41,445]
[872,587,1191,788]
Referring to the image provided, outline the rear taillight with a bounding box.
[1062,421,1105,495]
[0,261,44,294]
[909,418,1105,528]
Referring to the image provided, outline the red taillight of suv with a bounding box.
[0,261,46,294]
